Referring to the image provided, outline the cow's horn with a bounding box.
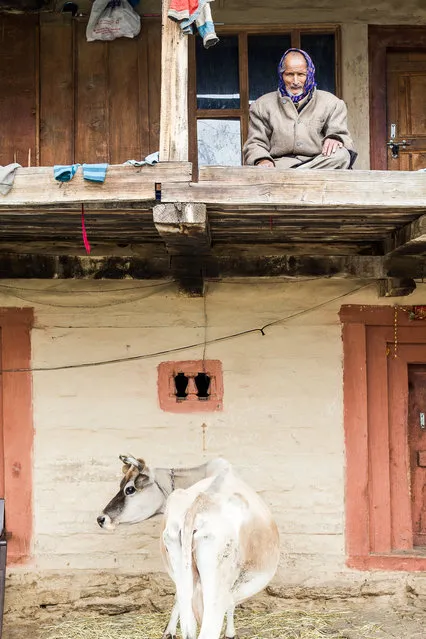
[119,454,145,471]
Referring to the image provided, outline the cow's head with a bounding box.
[97,454,164,530]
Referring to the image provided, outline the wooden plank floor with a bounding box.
[0,164,425,257]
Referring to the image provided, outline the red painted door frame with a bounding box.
[0,308,34,564]
[341,305,426,571]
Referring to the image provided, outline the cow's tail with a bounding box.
[180,471,229,638]
[180,498,202,639]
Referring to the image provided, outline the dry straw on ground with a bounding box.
[42,609,383,639]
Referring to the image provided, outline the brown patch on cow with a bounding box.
[238,516,280,574]
[119,464,149,490]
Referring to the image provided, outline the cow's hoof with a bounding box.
[162,635,176,639]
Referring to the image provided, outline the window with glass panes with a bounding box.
[188,26,340,169]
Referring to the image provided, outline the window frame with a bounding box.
[157,360,224,413]
[189,24,342,174]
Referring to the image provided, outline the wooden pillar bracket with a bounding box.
[153,202,217,295]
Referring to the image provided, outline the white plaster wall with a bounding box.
[2,277,426,585]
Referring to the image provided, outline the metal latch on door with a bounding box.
[421,412,425,430]
[387,123,412,159]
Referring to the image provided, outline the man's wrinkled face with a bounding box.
[282,53,308,95]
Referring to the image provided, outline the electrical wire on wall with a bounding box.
[202,280,208,372]
[0,282,374,374]
[0,281,173,309]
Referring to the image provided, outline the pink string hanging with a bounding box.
[81,203,91,254]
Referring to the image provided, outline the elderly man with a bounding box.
[243,48,356,169]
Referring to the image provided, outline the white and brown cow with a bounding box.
[97,455,280,639]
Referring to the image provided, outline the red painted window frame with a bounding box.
[158,360,223,413]
[0,308,34,564]
[341,304,426,571]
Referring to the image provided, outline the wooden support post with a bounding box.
[159,0,189,162]
[385,214,426,257]
[153,202,218,295]
[378,278,417,298]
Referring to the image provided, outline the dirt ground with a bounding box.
[3,599,426,639]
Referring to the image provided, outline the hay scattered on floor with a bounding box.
[42,609,384,639]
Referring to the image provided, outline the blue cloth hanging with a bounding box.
[54,163,81,182]
[82,163,109,183]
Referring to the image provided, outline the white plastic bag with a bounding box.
[86,0,141,42]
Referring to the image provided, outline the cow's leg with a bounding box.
[161,600,179,639]
[225,606,236,639]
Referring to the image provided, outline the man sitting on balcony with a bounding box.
[243,48,356,170]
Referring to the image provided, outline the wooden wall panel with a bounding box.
[138,20,153,159]
[0,15,161,168]
[39,16,74,166]
[0,15,37,167]
[75,21,110,163]
[146,19,162,154]
[108,38,141,164]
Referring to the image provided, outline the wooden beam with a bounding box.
[162,168,426,209]
[385,214,426,257]
[153,202,217,295]
[378,278,417,298]
[0,163,191,208]
[159,0,189,162]
[0,253,424,281]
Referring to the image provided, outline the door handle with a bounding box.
[386,139,412,159]
[387,124,412,158]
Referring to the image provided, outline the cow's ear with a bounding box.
[121,463,131,474]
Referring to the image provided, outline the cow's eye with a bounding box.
[125,485,136,496]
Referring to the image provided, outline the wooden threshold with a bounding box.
[0,163,192,207]
[161,167,426,210]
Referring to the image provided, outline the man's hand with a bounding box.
[256,159,275,168]
[322,138,343,157]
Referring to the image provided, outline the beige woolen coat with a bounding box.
[243,89,355,166]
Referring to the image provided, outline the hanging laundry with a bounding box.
[54,163,81,182]
[124,151,159,167]
[86,0,140,42]
[0,163,21,195]
[168,0,219,49]
[82,163,109,183]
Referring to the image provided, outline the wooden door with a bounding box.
[386,50,426,171]
[408,364,426,546]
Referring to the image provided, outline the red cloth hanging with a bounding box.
[81,204,91,254]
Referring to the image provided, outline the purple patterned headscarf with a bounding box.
[278,48,316,104]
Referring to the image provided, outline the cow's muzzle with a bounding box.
[97,513,115,530]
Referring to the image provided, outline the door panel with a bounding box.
[386,51,426,171]
[408,365,426,546]
[386,341,426,551]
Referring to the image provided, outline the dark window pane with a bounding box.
[196,35,240,109]
[300,33,336,94]
[248,34,291,103]
[197,119,242,166]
